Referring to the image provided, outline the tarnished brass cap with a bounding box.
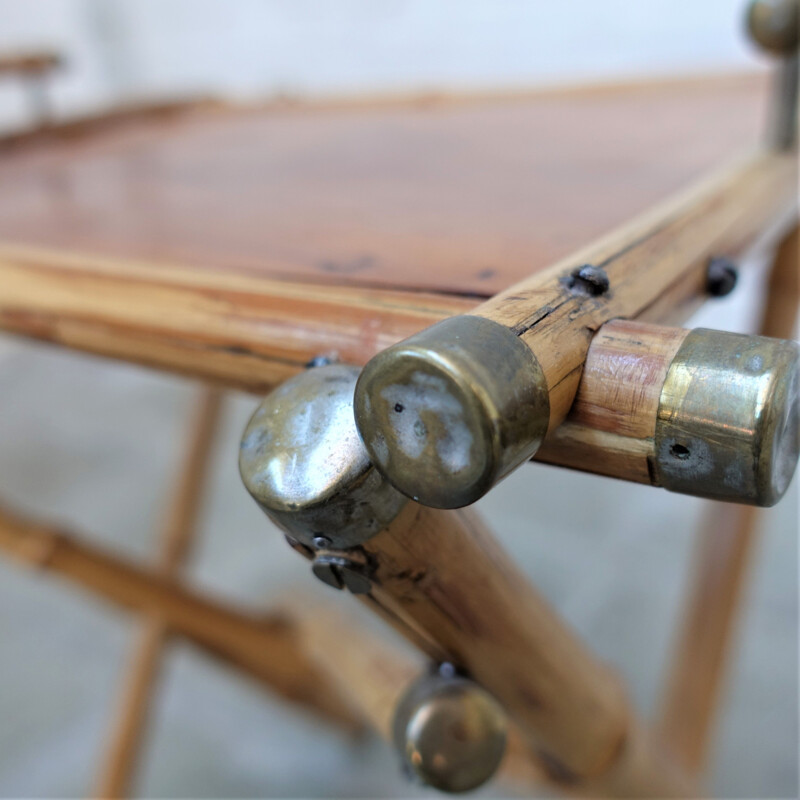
[655,329,800,506]
[239,364,408,549]
[747,0,799,55]
[354,315,550,508]
[393,668,508,794]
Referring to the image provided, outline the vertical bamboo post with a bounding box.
[94,388,222,799]
[656,223,799,773]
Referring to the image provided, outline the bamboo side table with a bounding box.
[0,2,798,796]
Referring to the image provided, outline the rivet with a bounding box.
[311,553,373,594]
[305,354,335,368]
[706,257,738,297]
[568,264,610,296]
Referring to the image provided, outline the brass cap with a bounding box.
[655,329,800,506]
[747,0,799,55]
[354,316,550,508]
[239,364,408,549]
[393,670,507,794]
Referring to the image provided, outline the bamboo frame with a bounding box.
[0,503,364,733]
[351,503,694,797]
[94,388,223,798]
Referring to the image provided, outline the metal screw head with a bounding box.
[747,0,799,55]
[568,264,610,296]
[311,553,373,594]
[393,672,507,794]
[311,558,345,590]
[706,257,739,297]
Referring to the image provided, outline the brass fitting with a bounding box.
[747,0,799,55]
[239,363,408,550]
[746,0,799,148]
[393,665,508,794]
[655,329,799,506]
[354,315,550,509]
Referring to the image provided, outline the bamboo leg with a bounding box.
[292,600,544,789]
[656,222,799,774]
[344,502,695,797]
[0,502,365,734]
[94,388,222,798]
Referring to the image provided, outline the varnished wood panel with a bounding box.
[0,74,768,297]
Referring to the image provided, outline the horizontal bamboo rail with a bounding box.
[0,52,61,77]
[0,502,363,732]
[535,320,688,483]
[351,149,798,507]
[0,244,474,393]
[465,149,796,430]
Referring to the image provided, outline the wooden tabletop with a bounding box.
[0,73,768,299]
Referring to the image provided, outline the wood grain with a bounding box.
[0,74,769,297]
[356,502,692,796]
[0,502,364,732]
[535,320,689,483]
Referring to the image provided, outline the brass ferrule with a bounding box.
[392,666,508,794]
[746,0,799,148]
[239,363,408,550]
[354,315,550,509]
[655,328,800,506]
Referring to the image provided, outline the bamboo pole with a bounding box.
[94,388,222,799]
[353,502,693,797]
[0,243,474,394]
[0,503,364,733]
[465,151,796,429]
[351,150,797,508]
[656,222,799,773]
[292,599,546,789]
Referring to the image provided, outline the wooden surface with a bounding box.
[0,74,769,298]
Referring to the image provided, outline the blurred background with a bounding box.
[0,1,797,798]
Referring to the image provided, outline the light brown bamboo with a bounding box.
[0,244,474,394]
[94,389,222,799]
[0,502,363,733]
[353,501,693,796]
[292,600,545,789]
[471,150,796,432]
[535,320,690,483]
[656,222,800,773]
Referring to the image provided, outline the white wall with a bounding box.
[0,0,769,131]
